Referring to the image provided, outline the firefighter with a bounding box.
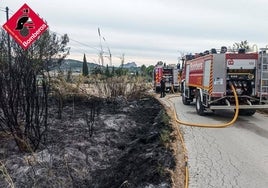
[160,76,166,98]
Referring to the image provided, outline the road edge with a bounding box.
[153,93,188,188]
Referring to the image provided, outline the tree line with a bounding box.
[82,53,155,80]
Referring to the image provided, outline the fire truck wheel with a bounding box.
[182,94,190,105]
[196,92,205,116]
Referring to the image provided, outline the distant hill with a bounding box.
[123,62,137,68]
[51,59,141,74]
[58,59,100,72]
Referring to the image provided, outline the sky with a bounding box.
[1,0,268,67]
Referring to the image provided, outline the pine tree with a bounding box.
[105,64,110,77]
[82,53,89,76]
[111,66,115,76]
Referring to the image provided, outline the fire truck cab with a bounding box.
[180,47,268,116]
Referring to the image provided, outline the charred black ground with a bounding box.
[0,95,177,187]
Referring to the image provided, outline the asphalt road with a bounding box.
[169,96,268,188]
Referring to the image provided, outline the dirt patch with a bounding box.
[0,95,185,187]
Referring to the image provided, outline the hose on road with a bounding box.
[167,84,239,128]
[157,84,239,188]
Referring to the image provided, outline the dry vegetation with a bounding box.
[0,73,185,187]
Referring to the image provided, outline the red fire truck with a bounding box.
[180,47,268,116]
[153,64,179,93]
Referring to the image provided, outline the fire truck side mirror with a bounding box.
[211,48,217,54]
[220,46,227,53]
[177,63,181,70]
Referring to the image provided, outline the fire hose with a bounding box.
[167,84,239,128]
[160,84,239,188]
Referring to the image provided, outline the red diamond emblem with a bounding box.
[2,3,48,50]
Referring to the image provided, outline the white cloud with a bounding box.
[1,0,268,66]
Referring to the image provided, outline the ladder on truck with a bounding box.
[259,49,268,103]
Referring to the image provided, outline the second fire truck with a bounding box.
[180,47,268,116]
[153,64,180,93]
